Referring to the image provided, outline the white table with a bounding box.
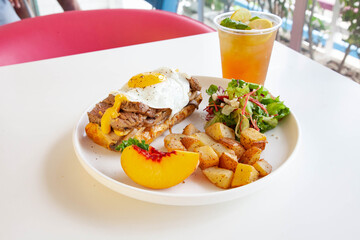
[1,32,359,239]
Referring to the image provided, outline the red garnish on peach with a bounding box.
[121,145,199,189]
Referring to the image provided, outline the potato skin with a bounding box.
[181,136,203,152]
[240,146,262,165]
[202,167,234,189]
[210,143,236,158]
[231,163,259,187]
[194,145,219,170]
[205,122,235,141]
[218,138,246,159]
[240,128,267,150]
[191,132,217,146]
[253,159,272,177]
[182,123,200,136]
[164,134,186,152]
[251,141,267,151]
[219,152,238,172]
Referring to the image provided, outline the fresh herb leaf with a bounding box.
[228,79,239,89]
[206,84,218,95]
[220,18,251,30]
[260,97,276,105]
[115,138,149,152]
[249,16,260,21]
[226,79,249,99]
[248,83,259,90]
[255,116,277,133]
[267,101,288,116]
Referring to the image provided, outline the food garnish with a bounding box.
[230,7,252,22]
[205,79,290,137]
[248,18,273,30]
[220,18,251,30]
[220,7,273,30]
[115,138,149,152]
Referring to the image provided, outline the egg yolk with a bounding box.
[101,94,127,134]
[113,129,131,136]
[127,72,166,88]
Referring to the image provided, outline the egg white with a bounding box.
[114,67,190,117]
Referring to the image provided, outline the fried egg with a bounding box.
[113,67,191,117]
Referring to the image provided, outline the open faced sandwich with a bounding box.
[85,67,202,151]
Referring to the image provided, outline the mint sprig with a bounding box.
[220,18,251,30]
[249,16,260,21]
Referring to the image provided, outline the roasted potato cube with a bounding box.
[240,128,267,150]
[219,152,238,172]
[164,134,186,151]
[231,163,259,187]
[240,146,262,165]
[205,122,235,141]
[182,123,200,136]
[194,145,219,169]
[251,141,267,151]
[218,137,246,159]
[202,167,234,189]
[210,143,235,158]
[181,136,203,152]
[253,159,272,177]
[191,132,217,146]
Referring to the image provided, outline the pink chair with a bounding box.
[0,9,214,66]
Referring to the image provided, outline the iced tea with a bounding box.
[214,11,282,85]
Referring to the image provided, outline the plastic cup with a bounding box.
[214,11,282,85]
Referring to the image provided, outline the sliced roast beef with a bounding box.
[102,94,115,105]
[88,101,172,130]
[121,101,156,117]
[87,94,116,125]
[110,112,147,129]
[88,102,112,125]
[143,109,172,127]
[187,77,201,91]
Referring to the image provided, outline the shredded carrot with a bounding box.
[249,97,268,114]
[249,115,260,131]
[241,94,250,115]
[214,103,218,112]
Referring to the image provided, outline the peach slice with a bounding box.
[121,145,199,189]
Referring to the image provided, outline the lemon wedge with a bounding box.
[248,19,273,30]
[230,8,252,23]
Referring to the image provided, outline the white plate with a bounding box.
[73,76,300,206]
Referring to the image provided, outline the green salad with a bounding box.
[205,79,290,138]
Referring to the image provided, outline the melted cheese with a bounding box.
[101,94,127,134]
